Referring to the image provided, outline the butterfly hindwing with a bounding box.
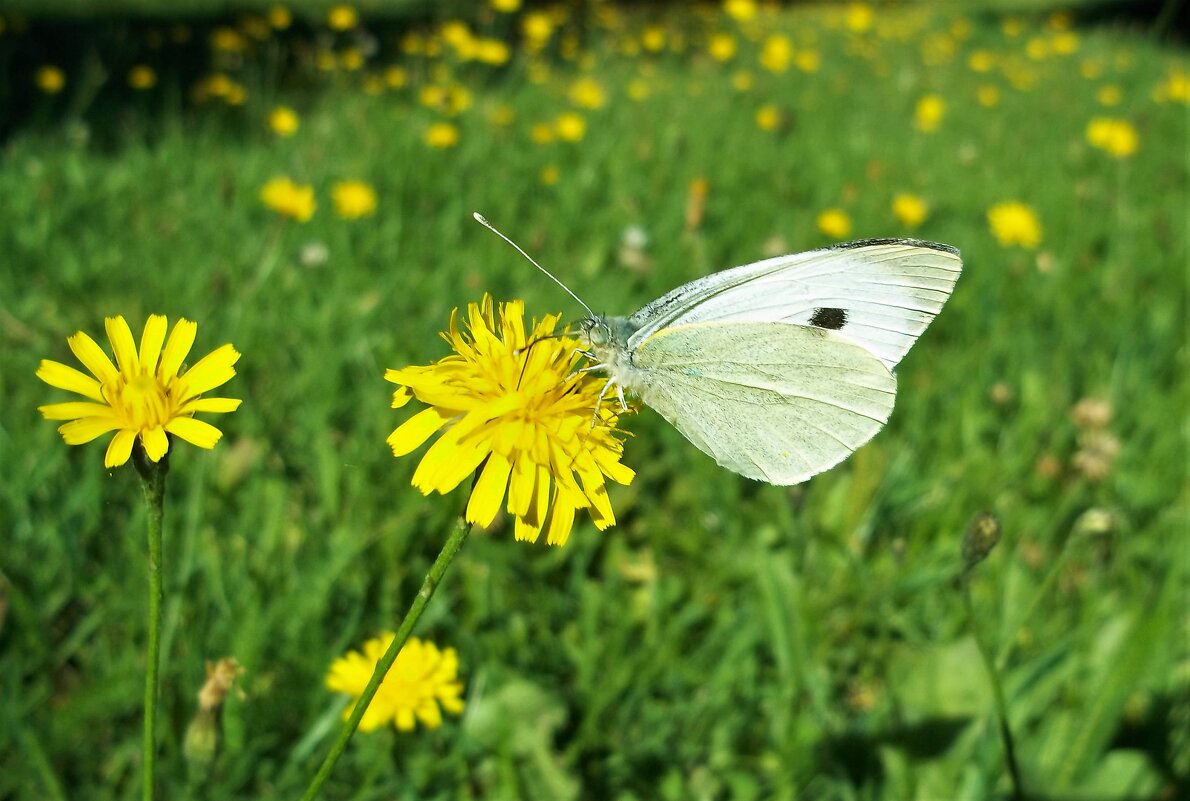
[626,321,897,484]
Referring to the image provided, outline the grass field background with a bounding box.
[1,2,1186,799]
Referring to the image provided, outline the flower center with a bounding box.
[111,373,173,429]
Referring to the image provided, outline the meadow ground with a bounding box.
[0,1,1187,799]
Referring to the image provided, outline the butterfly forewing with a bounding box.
[627,321,897,484]
[626,239,962,370]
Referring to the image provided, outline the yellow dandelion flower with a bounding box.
[755,104,782,131]
[642,26,666,53]
[128,65,157,90]
[1051,31,1079,55]
[892,193,928,228]
[1086,117,1138,158]
[384,65,407,88]
[540,164,559,185]
[340,47,364,71]
[724,0,757,23]
[555,111,586,142]
[326,635,463,732]
[988,201,1042,249]
[708,33,736,63]
[530,121,555,144]
[268,105,300,136]
[846,3,874,33]
[914,94,945,132]
[817,208,853,239]
[732,70,754,92]
[627,78,651,101]
[35,65,66,94]
[569,76,606,109]
[522,12,555,47]
[491,0,520,13]
[210,27,248,53]
[327,5,358,31]
[1002,17,1023,38]
[332,180,377,219]
[795,49,821,73]
[1153,70,1188,104]
[268,5,292,29]
[968,50,995,73]
[760,34,793,73]
[424,122,460,149]
[475,38,510,66]
[977,85,1001,107]
[1096,84,1122,106]
[38,315,241,468]
[260,176,316,222]
[385,296,635,546]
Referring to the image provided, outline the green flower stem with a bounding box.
[132,447,169,801]
[961,579,1024,801]
[299,518,473,801]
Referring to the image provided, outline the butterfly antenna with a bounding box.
[473,212,596,319]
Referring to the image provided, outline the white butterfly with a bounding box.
[475,215,962,485]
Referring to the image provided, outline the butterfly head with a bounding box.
[580,315,611,348]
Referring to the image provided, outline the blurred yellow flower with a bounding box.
[1002,17,1023,37]
[968,50,995,72]
[846,3,874,32]
[977,85,1001,107]
[268,5,292,29]
[988,201,1042,249]
[914,94,945,132]
[327,5,358,31]
[760,34,792,73]
[326,635,463,732]
[642,26,666,53]
[35,65,65,94]
[755,104,782,131]
[817,209,852,239]
[210,26,248,53]
[386,296,635,546]
[556,111,586,142]
[38,315,241,468]
[795,49,821,73]
[332,180,377,219]
[475,38,510,66]
[1080,58,1103,80]
[419,84,472,115]
[1096,84,1122,106]
[268,105,300,136]
[522,12,555,47]
[491,0,521,12]
[708,32,736,62]
[1051,32,1079,55]
[627,78,650,101]
[724,0,757,22]
[540,165,559,185]
[1152,71,1188,104]
[1086,117,1138,158]
[260,176,316,222]
[530,122,555,144]
[340,47,364,71]
[384,65,407,88]
[732,70,754,91]
[569,76,606,109]
[128,65,157,90]
[424,121,460,149]
[892,193,928,228]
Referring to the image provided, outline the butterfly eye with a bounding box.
[583,320,608,346]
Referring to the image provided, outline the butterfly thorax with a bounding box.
[580,315,647,406]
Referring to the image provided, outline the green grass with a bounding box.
[1,3,1187,800]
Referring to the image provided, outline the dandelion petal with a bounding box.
[387,407,450,456]
[68,330,119,385]
[467,452,513,526]
[105,429,136,467]
[37,359,104,401]
[105,315,139,378]
[165,417,223,448]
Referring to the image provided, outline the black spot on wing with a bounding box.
[810,307,848,330]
